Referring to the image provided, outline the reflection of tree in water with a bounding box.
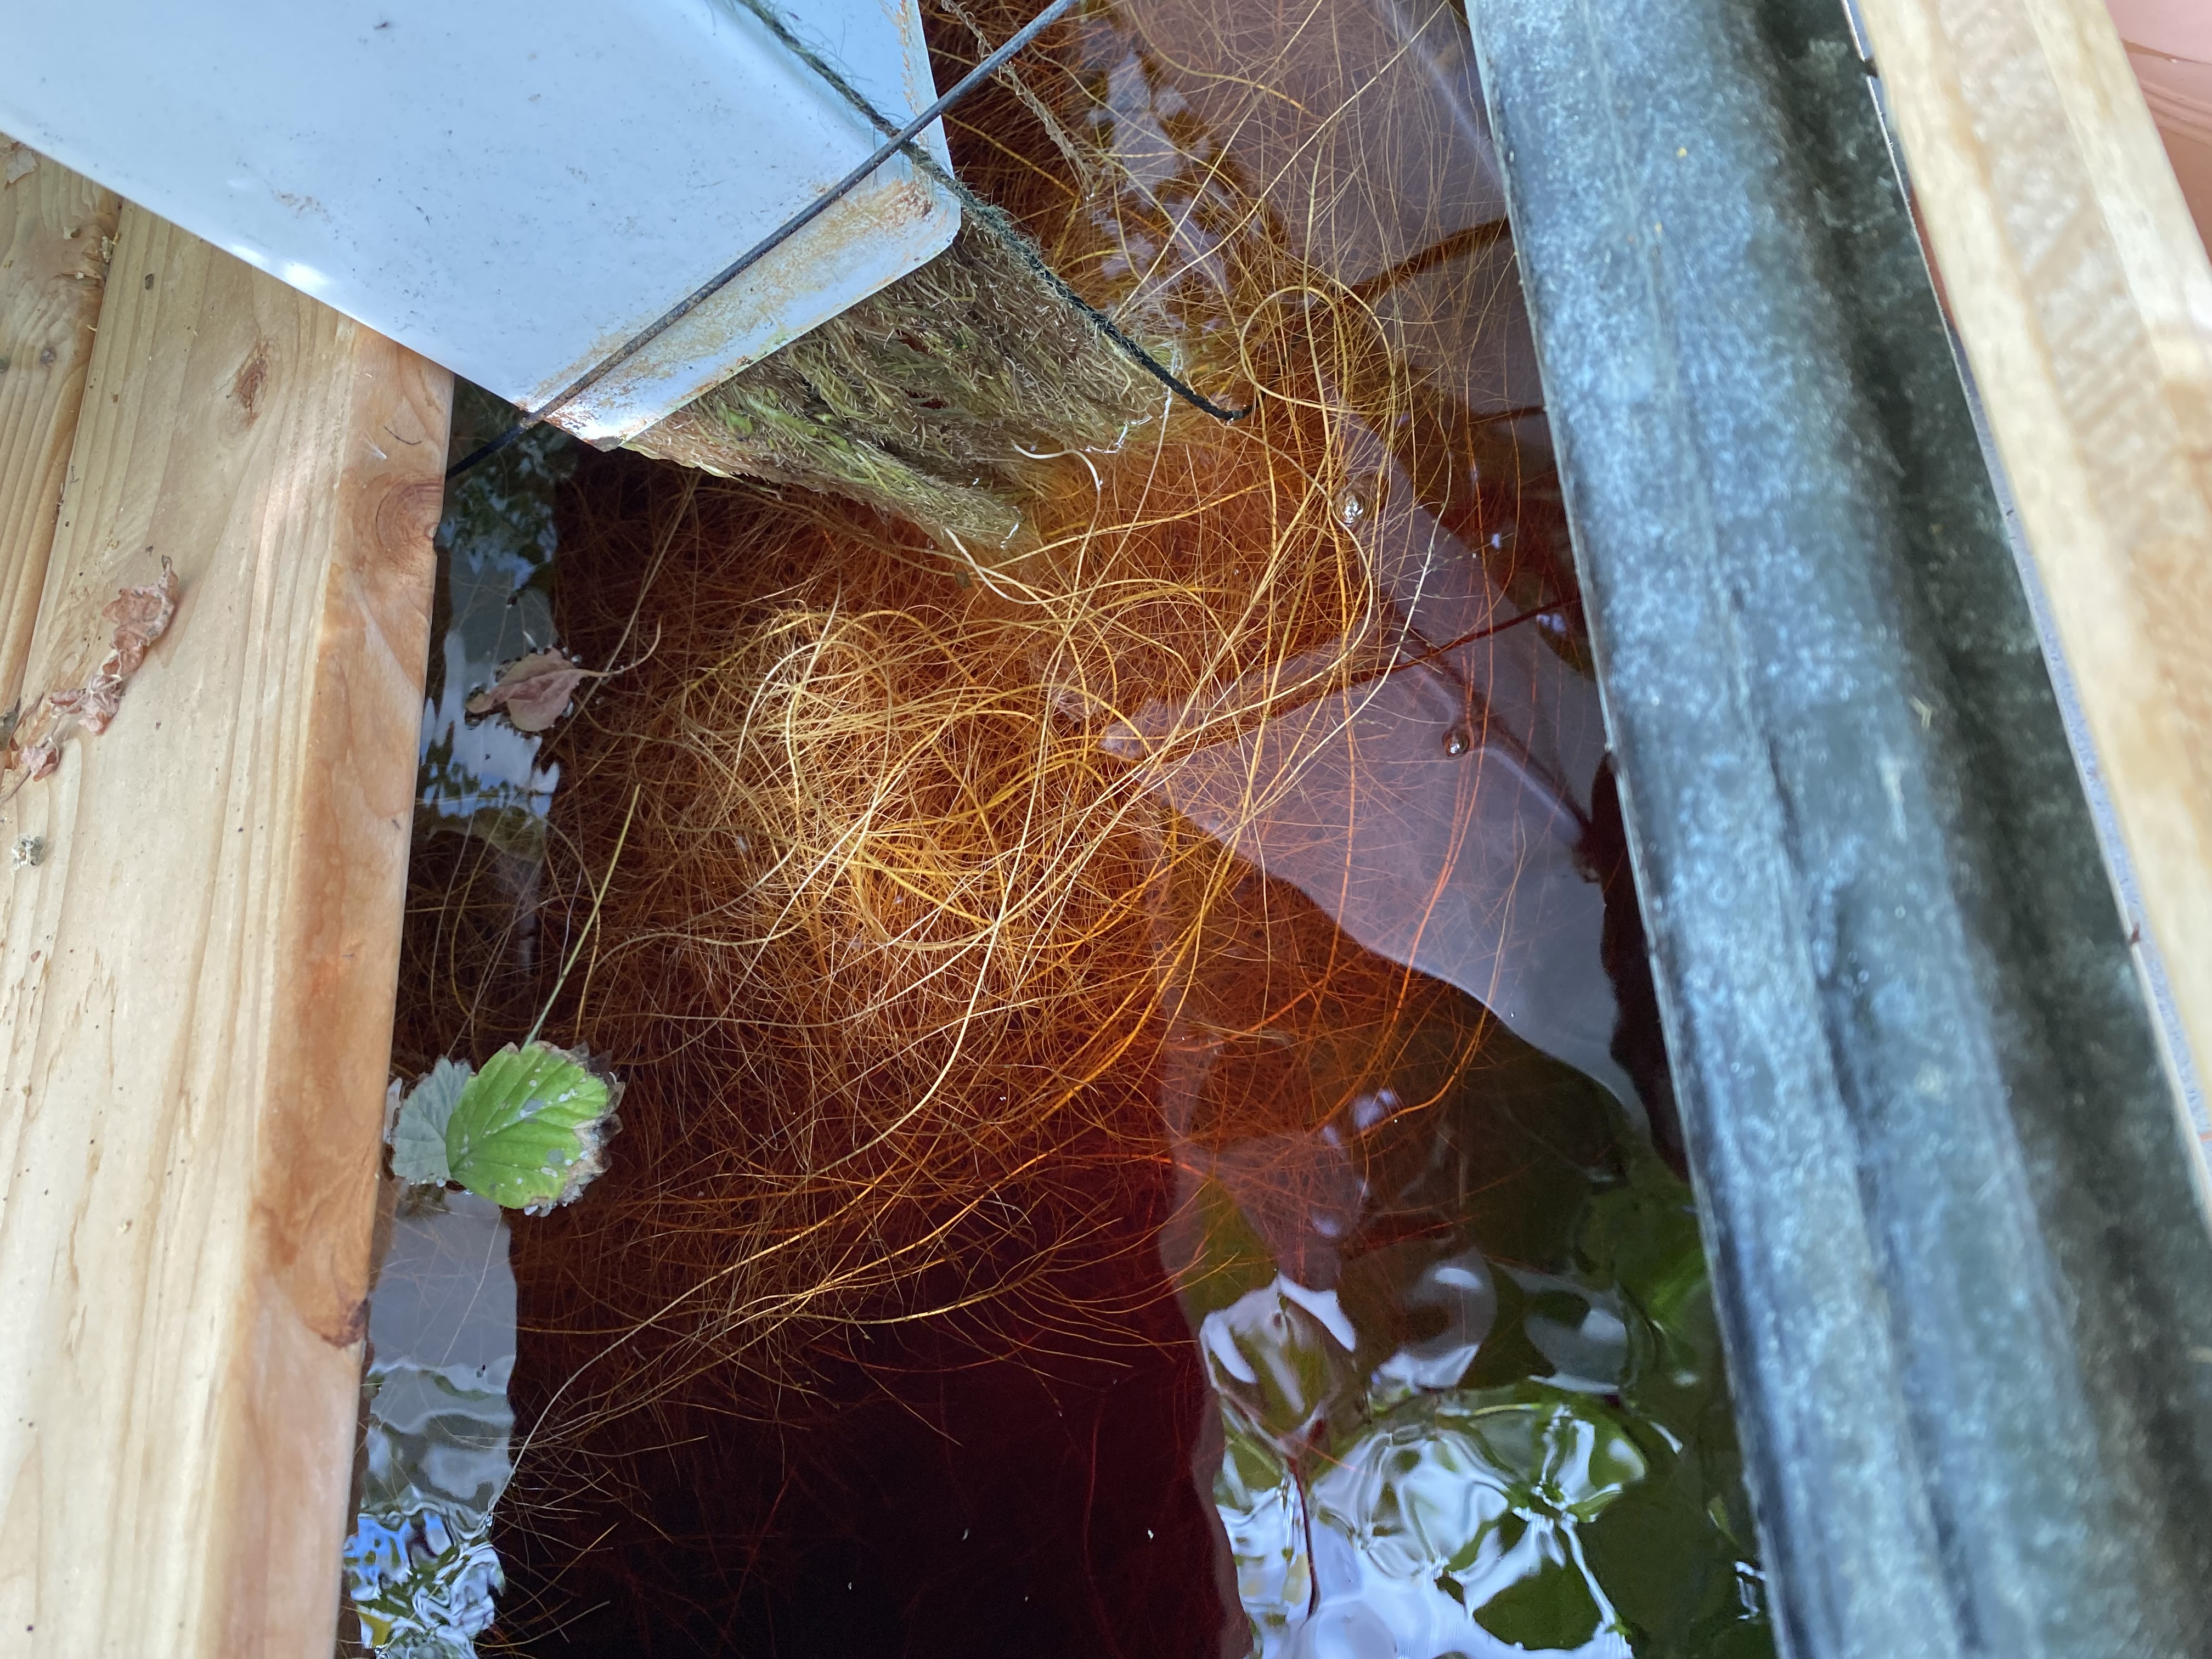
[415,383,575,862]
[391,387,579,1068]
[1162,862,1767,1657]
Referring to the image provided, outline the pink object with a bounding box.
[2108,0,2212,249]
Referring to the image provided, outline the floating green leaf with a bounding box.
[388,1058,472,1186]
[387,1043,620,1213]
[446,1042,620,1213]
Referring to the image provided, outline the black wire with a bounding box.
[449,0,1247,483]
[446,416,531,481]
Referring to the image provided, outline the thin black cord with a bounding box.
[449,0,1246,482]
[447,414,531,482]
[729,0,1251,424]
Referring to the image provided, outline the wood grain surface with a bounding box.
[0,136,119,712]
[1852,0,2212,1125]
[0,203,449,1656]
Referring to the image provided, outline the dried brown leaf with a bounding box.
[464,648,608,733]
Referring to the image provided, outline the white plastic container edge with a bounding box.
[0,0,960,442]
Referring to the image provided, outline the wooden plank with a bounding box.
[1848,0,2212,1116]
[0,136,120,712]
[0,204,449,1656]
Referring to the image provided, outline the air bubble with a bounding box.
[1443,726,1471,758]
[1336,487,1368,528]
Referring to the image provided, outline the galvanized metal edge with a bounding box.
[1457,0,2212,1653]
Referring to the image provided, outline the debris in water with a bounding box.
[387,1057,473,1187]
[463,646,607,733]
[11,836,43,870]
[388,1042,622,1214]
[2,142,36,186]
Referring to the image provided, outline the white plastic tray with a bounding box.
[0,0,958,441]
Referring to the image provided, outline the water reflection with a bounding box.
[1157,863,1767,1658]
[1085,0,1623,1111]
[415,385,579,861]
[344,1189,517,1658]
[1082,8,1769,1644]
[1102,517,1625,1109]
[345,387,576,1655]
[358,1,1769,1649]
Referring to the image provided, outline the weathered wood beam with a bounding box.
[1463,0,2212,1649]
[1849,0,2212,1115]
[0,136,119,709]
[0,201,448,1656]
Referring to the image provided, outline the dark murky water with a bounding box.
[350,3,1772,1655]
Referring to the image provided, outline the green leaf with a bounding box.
[444,1042,621,1214]
[388,1058,473,1186]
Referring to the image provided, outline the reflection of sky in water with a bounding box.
[1087,0,1621,1125]
[345,1190,517,1658]
[1074,3,1765,1643]
[414,388,577,849]
[420,625,558,826]
[1149,760,1767,1656]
